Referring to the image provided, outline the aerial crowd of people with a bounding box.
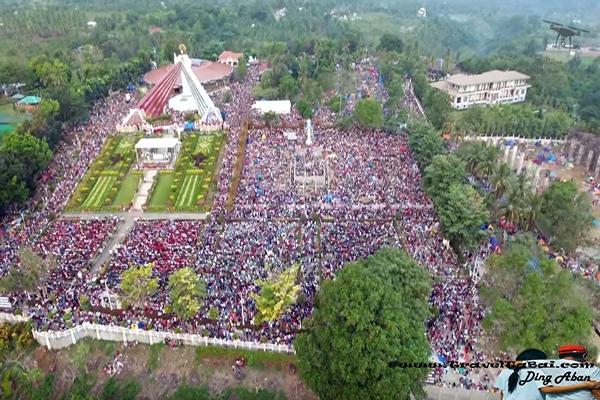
[0,59,533,392]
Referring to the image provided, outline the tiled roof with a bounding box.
[445,70,530,86]
[144,61,232,85]
[218,51,243,61]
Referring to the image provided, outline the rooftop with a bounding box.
[135,137,180,149]
[18,96,40,105]
[144,60,232,86]
[445,70,530,86]
[218,51,243,61]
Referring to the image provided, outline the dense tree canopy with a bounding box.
[295,248,431,400]
[537,180,594,253]
[354,99,384,129]
[406,121,445,167]
[481,236,597,356]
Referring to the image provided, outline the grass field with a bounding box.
[148,174,174,208]
[0,103,16,115]
[112,174,140,207]
[176,175,202,207]
[82,176,115,207]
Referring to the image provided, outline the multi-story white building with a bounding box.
[430,70,531,109]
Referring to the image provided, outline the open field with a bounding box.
[0,102,16,115]
[30,338,313,400]
[111,174,141,207]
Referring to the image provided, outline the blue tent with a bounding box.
[535,141,542,147]
[261,98,268,101]
[548,154,557,161]
[221,110,226,121]
[185,122,194,129]
[128,84,135,91]
[595,219,599,227]
[507,140,515,146]
[543,146,551,152]
[490,236,498,247]
[257,189,264,196]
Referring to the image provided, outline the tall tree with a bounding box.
[423,155,466,201]
[167,267,205,320]
[295,248,431,400]
[354,99,384,129]
[0,247,54,299]
[119,263,159,309]
[251,263,301,324]
[537,180,594,252]
[436,184,489,249]
[481,239,596,356]
[406,121,445,167]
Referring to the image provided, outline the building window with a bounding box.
[456,97,461,104]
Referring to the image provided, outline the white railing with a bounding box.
[465,135,567,144]
[0,313,28,323]
[31,322,295,354]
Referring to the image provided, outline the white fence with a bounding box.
[31,322,296,354]
[0,313,28,323]
[465,135,567,144]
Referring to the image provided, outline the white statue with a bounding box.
[306,119,313,146]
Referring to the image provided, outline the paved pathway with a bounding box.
[133,170,157,210]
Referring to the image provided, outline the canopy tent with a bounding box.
[135,138,180,149]
[251,100,291,115]
[184,122,194,130]
[135,138,181,164]
[11,93,25,100]
[18,96,40,105]
[128,84,136,90]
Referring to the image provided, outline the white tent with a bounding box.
[252,100,291,115]
[135,138,181,163]
[135,138,180,149]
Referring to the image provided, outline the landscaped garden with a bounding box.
[146,133,225,212]
[66,134,142,211]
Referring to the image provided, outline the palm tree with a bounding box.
[491,163,512,199]
[513,173,532,198]
[496,188,525,227]
[456,141,486,175]
[476,145,502,179]
[523,192,542,231]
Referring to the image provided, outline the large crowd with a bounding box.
[0,60,534,392]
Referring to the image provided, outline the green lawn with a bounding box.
[148,174,174,207]
[82,176,116,207]
[0,103,16,115]
[176,175,202,207]
[112,174,141,207]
